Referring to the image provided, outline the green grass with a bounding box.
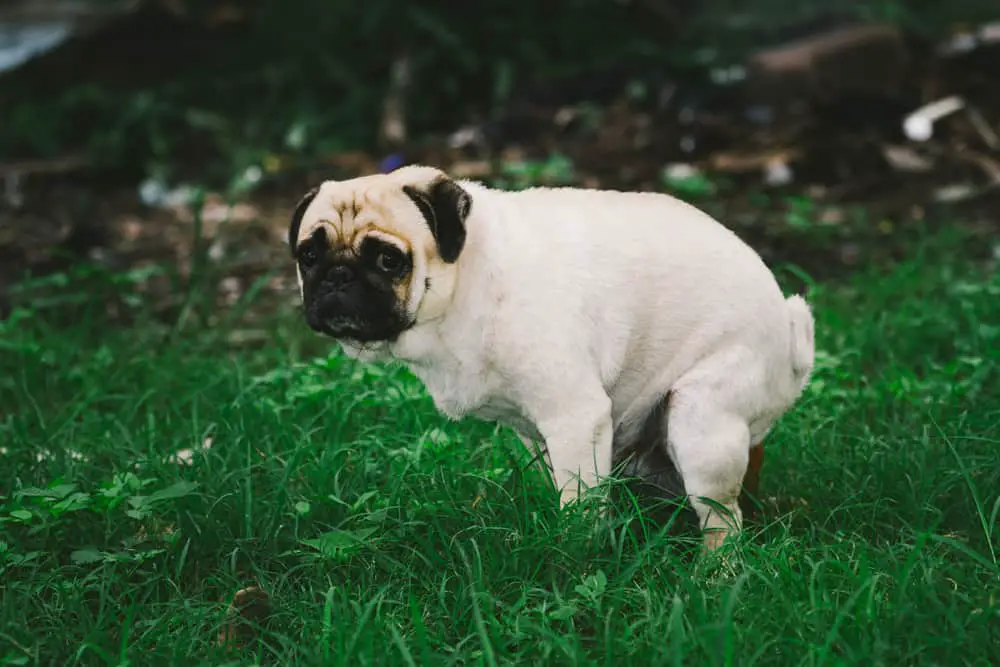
[1,231,999,666]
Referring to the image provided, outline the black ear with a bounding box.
[402,178,471,263]
[288,186,320,255]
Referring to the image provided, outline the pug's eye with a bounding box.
[298,246,320,268]
[375,248,405,274]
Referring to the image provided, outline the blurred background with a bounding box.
[1,0,999,320]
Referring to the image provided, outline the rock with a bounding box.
[0,0,134,74]
[746,23,911,104]
[217,585,271,650]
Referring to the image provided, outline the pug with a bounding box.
[288,165,815,550]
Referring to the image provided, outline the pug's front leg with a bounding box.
[534,399,614,508]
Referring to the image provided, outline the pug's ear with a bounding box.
[287,186,320,255]
[402,178,471,263]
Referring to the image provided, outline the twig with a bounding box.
[965,107,1000,151]
[379,53,412,149]
[0,154,89,177]
[951,147,1000,186]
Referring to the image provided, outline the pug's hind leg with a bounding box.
[666,390,751,551]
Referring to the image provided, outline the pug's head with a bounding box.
[288,165,472,344]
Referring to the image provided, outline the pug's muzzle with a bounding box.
[303,261,409,344]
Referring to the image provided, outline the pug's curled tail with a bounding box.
[785,294,815,389]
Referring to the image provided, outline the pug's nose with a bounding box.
[324,265,355,288]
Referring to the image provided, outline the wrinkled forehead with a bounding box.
[296,177,424,250]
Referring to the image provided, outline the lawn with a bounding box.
[1,228,998,666]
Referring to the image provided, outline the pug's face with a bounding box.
[288,166,471,344]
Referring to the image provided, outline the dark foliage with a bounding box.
[0,0,996,181]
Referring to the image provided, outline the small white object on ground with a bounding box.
[903,96,965,142]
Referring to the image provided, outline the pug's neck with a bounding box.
[391,185,503,370]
